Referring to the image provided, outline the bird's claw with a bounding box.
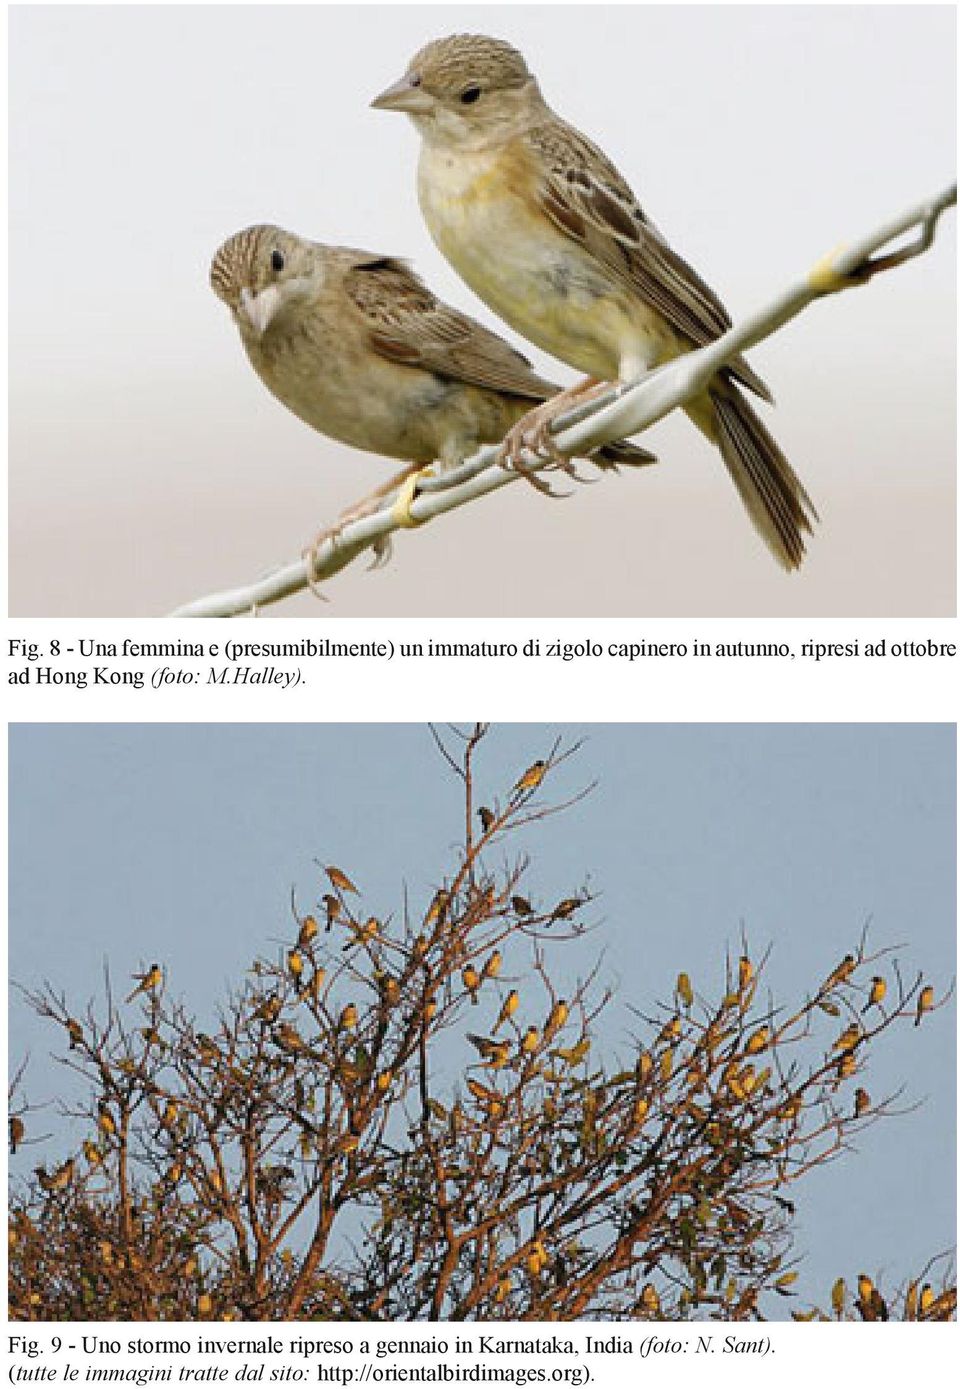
[497,413,580,498]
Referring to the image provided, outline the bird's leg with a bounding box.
[302,463,427,587]
[497,378,612,478]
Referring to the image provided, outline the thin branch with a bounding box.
[170,182,956,617]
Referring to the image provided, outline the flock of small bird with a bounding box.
[211,33,817,568]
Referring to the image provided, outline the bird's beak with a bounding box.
[370,74,433,114]
[239,284,282,337]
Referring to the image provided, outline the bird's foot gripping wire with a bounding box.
[496,381,612,495]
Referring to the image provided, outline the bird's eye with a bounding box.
[459,85,482,105]
[270,249,285,272]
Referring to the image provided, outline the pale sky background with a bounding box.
[8,5,956,617]
[8,723,956,1313]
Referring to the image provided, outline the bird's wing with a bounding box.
[527,119,771,401]
[343,253,557,401]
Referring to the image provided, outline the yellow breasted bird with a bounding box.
[462,964,481,1004]
[915,985,934,1025]
[482,949,502,979]
[513,761,546,794]
[494,988,519,1031]
[544,999,568,1040]
[126,963,162,1003]
[865,975,886,1010]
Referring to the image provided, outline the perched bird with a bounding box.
[552,1036,590,1067]
[97,1102,117,1139]
[126,964,162,1003]
[520,1025,541,1056]
[462,963,481,1003]
[287,949,304,980]
[83,1140,104,1167]
[37,1159,75,1193]
[833,1023,862,1053]
[854,1087,870,1118]
[493,988,519,1032]
[339,1003,359,1032]
[65,1018,84,1050]
[511,895,534,917]
[325,865,359,896]
[467,1033,511,1068]
[466,1077,504,1115]
[210,227,656,534]
[831,1277,846,1318]
[322,894,342,930]
[424,889,450,929]
[824,955,857,990]
[675,972,693,1009]
[297,916,319,949]
[544,998,569,1040]
[639,1282,660,1316]
[277,1022,307,1054]
[477,807,496,833]
[737,955,754,993]
[915,984,934,1025]
[374,34,816,567]
[512,760,547,795]
[9,1116,25,1154]
[481,949,502,980]
[526,1237,548,1277]
[864,975,886,1011]
[744,1026,769,1055]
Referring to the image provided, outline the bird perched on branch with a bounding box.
[373,33,816,568]
[210,226,657,535]
[126,964,162,1003]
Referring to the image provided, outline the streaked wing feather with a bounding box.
[529,120,771,400]
[344,254,555,401]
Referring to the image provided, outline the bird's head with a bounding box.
[210,226,324,339]
[371,34,541,148]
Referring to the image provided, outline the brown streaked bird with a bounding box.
[9,1116,25,1154]
[325,865,359,896]
[373,33,816,568]
[210,225,657,528]
[467,1032,511,1068]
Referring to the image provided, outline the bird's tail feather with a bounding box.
[591,438,658,470]
[694,379,816,570]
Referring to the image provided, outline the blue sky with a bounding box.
[8,723,955,1306]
